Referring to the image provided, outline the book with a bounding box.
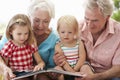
[12,68,84,80]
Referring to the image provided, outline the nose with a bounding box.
[21,35,26,40]
[38,21,44,28]
[87,20,92,25]
[64,33,68,37]
[87,20,93,26]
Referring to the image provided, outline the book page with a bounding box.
[12,68,84,80]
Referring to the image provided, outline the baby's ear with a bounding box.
[9,31,12,35]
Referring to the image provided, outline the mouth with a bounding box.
[64,38,69,40]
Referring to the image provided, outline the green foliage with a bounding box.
[112,10,120,21]
[112,0,120,22]
[113,0,120,8]
[0,23,6,35]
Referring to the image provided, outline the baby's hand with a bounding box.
[33,62,45,71]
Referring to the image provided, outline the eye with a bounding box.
[33,18,40,23]
[34,19,39,22]
[25,32,29,35]
[68,32,72,34]
[61,31,65,33]
[17,33,21,35]
[43,20,49,23]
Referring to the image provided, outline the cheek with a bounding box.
[33,23,38,28]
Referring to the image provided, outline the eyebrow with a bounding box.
[84,16,98,22]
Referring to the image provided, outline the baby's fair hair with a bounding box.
[57,15,79,38]
[6,14,35,45]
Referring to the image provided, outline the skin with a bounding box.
[10,25,29,46]
[4,25,45,80]
[56,22,86,72]
[30,8,58,80]
[75,8,120,80]
[31,8,51,46]
[54,7,120,80]
[32,8,51,36]
[84,8,109,45]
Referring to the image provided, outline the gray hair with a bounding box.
[28,0,55,18]
[84,0,114,17]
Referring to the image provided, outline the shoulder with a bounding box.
[55,41,61,50]
[109,19,120,37]
[4,40,13,48]
[48,31,59,41]
[45,31,59,46]
[1,40,13,53]
[78,39,84,47]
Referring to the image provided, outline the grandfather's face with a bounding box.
[31,8,51,36]
[84,8,109,35]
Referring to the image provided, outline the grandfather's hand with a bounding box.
[53,52,66,66]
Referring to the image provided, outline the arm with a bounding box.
[78,43,120,80]
[90,65,120,80]
[73,40,86,72]
[33,51,45,71]
[92,43,120,79]
[54,45,66,66]
[55,43,75,72]
[0,56,15,79]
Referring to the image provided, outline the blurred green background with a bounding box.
[111,0,120,22]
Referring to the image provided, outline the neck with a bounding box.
[61,39,77,47]
[34,32,50,46]
[92,22,107,45]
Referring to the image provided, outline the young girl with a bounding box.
[0,14,45,80]
[55,15,86,80]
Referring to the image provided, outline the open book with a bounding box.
[12,68,84,80]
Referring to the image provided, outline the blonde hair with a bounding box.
[57,15,79,38]
[6,14,35,45]
[84,0,114,17]
[28,0,55,18]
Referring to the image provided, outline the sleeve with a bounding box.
[112,43,120,65]
[0,42,13,58]
[0,33,8,50]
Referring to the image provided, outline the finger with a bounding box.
[33,66,38,72]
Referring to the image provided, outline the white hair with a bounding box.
[28,0,55,18]
[84,0,114,17]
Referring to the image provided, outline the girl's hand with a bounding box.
[33,62,45,71]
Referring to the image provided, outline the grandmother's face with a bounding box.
[31,8,51,36]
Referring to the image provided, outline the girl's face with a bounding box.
[10,25,29,45]
[58,23,76,43]
[31,8,51,36]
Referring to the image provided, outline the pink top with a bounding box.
[79,19,120,72]
[0,40,37,72]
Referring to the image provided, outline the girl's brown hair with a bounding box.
[6,14,35,45]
